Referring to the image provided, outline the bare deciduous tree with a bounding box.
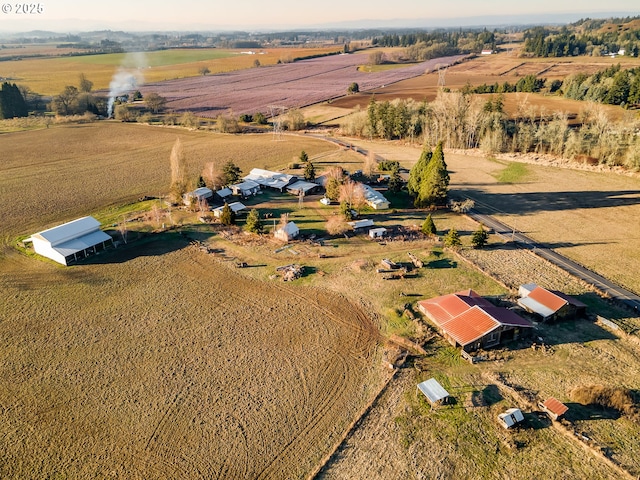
[169,138,187,204]
[363,150,377,178]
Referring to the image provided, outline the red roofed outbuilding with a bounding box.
[418,290,533,352]
[540,397,569,420]
[518,284,587,322]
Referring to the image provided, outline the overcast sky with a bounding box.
[1,0,638,32]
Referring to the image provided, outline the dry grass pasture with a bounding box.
[0,234,382,479]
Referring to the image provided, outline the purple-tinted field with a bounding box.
[139,54,466,118]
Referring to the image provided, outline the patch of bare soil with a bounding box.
[0,240,382,479]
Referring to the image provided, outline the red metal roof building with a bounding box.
[418,290,534,352]
[541,397,569,420]
[518,284,587,322]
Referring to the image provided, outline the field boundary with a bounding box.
[309,368,397,480]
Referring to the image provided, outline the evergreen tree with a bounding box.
[325,177,341,201]
[443,227,461,248]
[222,161,242,186]
[197,175,207,188]
[303,161,316,182]
[299,150,309,163]
[421,214,437,236]
[471,224,489,249]
[421,141,450,206]
[219,202,235,225]
[244,208,263,233]
[387,167,403,193]
[407,145,432,204]
[0,82,28,119]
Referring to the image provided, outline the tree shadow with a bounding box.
[564,402,622,422]
[523,411,553,430]
[427,258,457,269]
[534,319,619,346]
[459,188,640,215]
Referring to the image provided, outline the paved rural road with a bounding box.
[468,209,640,313]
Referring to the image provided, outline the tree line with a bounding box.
[522,17,640,57]
[340,90,640,169]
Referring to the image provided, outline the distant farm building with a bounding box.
[369,227,387,239]
[518,284,587,322]
[212,201,247,218]
[498,408,524,429]
[481,49,494,55]
[540,397,569,421]
[230,180,260,198]
[417,289,533,352]
[244,168,297,192]
[348,219,375,231]
[286,180,320,196]
[417,378,450,407]
[215,187,233,201]
[183,187,213,206]
[362,185,390,210]
[27,216,113,266]
[274,221,299,242]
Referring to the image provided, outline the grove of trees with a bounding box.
[0,82,28,119]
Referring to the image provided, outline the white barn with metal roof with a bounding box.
[28,216,112,265]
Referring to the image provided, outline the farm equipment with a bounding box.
[407,252,424,268]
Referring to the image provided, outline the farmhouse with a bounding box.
[230,180,261,198]
[212,201,247,218]
[518,284,587,322]
[274,221,299,242]
[362,184,390,210]
[244,168,297,192]
[417,290,533,352]
[27,216,113,265]
[183,187,213,206]
[417,378,450,408]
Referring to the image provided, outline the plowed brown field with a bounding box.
[0,238,382,479]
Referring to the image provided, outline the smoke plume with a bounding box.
[107,52,147,118]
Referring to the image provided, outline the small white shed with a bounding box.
[369,227,387,239]
[498,408,525,429]
[417,378,450,407]
[274,221,299,242]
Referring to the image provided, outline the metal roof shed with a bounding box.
[417,378,450,407]
[498,408,525,428]
[29,216,112,265]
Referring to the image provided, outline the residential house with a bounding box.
[230,180,261,198]
[244,168,297,191]
[417,289,534,352]
[183,187,213,206]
